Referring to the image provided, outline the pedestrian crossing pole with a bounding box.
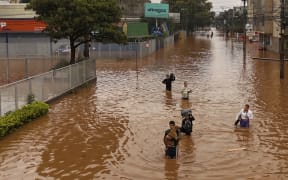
[280,0,285,79]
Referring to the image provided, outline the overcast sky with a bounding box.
[150,0,242,12]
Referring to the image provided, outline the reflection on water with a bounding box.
[164,159,180,180]
[180,99,192,110]
[1,31,288,179]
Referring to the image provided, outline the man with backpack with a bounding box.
[180,109,195,135]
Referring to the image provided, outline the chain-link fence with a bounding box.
[0,33,71,58]
[0,58,96,116]
[0,57,69,85]
[89,39,157,60]
[0,33,176,59]
[0,33,179,86]
[0,32,185,115]
[89,35,176,60]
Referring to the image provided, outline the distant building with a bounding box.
[0,3,35,19]
[0,3,44,32]
[0,0,9,4]
[118,0,151,18]
[0,0,22,3]
[248,0,282,53]
[0,0,153,32]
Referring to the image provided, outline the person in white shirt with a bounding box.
[181,81,192,99]
[234,104,253,128]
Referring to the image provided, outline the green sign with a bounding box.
[145,3,169,19]
[127,22,149,38]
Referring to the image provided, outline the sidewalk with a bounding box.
[246,42,288,61]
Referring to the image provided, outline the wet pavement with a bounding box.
[0,31,288,179]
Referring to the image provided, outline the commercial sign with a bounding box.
[0,21,6,28]
[126,22,149,38]
[144,3,169,19]
[169,13,180,23]
[0,19,46,32]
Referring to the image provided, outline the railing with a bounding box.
[0,34,179,86]
[0,33,181,115]
[0,58,96,116]
[0,32,184,60]
[0,57,67,86]
[90,39,157,60]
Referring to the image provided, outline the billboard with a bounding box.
[126,22,149,38]
[169,13,180,23]
[0,19,46,32]
[144,3,169,19]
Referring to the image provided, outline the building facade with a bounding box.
[249,0,282,52]
[118,0,151,18]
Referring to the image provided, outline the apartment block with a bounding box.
[249,0,282,52]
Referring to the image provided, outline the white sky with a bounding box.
[150,0,242,12]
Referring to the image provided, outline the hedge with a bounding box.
[0,101,49,137]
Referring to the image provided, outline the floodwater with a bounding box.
[1,31,288,180]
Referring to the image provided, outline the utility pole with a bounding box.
[280,0,285,79]
[242,0,247,55]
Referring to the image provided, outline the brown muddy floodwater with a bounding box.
[1,31,288,180]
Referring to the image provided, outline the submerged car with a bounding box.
[55,44,71,55]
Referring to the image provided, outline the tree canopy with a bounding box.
[166,0,214,32]
[215,9,245,34]
[27,0,126,64]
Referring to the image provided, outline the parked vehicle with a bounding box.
[55,44,70,55]
[55,44,97,55]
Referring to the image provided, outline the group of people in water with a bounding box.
[162,73,254,159]
[162,73,192,99]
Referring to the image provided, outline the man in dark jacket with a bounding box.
[180,109,195,135]
[162,73,175,91]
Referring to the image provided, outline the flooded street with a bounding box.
[1,31,288,179]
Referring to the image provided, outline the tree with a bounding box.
[215,9,245,34]
[27,0,126,64]
[165,0,214,32]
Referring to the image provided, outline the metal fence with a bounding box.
[90,39,157,60]
[0,32,183,115]
[0,33,70,58]
[0,33,179,85]
[0,57,69,85]
[0,58,96,116]
[163,35,175,49]
[89,35,176,60]
[0,33,175,59]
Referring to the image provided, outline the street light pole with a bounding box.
[280,0,285,79]
[5,31,8,58]
[242,0,247,55]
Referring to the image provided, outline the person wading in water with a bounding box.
[234,104,253,128]
[181,81,192,99]
[164,121,180,159]
[162,73,175,91]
